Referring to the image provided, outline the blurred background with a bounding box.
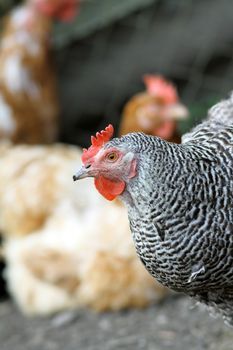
[0,0,233,349]
[49,0,233,145]
[2,0,232,145]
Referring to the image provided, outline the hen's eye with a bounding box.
[106,152,118,162]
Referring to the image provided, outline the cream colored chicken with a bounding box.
[1,143,168,315]
[0,143,98,236]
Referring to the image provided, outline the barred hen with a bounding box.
[74,93,233,326]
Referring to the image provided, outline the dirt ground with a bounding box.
[1,294,233,350]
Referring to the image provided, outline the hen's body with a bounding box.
[107,94,233,325]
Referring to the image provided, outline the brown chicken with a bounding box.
[0,0,77,144]
[119,75,188,143]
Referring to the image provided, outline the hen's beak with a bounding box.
[73,165,91,181]
[165,103,189,120]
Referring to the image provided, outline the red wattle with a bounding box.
[154,120,176,140]
[94,176,126,201]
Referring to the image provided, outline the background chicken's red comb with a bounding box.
[82,124,114,163]
[34,0,78,22]
[143,75,178,105]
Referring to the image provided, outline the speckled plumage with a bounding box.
[106,92,233,326]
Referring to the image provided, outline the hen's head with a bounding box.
[73,125,137,200]
[32,0,78,21]
[124,75,188,141]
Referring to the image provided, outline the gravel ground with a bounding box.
[1,295,233,350]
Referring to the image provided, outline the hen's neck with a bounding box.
[120,140,215,231]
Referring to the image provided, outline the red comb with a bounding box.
[82,124,114,163]
[143,75,178,105]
